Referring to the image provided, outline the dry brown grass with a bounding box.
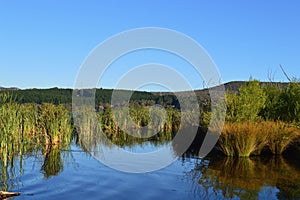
[266,121,300,154]
[218,121,300,157]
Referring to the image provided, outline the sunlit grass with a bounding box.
[218,121,300,157]
[266,121,300,155]
[39,103,73,145]
[0,93,73,168]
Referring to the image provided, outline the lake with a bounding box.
[1,140,300,200]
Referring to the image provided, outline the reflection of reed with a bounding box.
[41,145,63,178]
[0,93,73,191]
[192,156,300,199]
[75,106,186,151]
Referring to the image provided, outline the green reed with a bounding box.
[39,103,73,146]
[0,93,72,168]
[74,106,184,151]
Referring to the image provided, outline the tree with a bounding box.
[226,80,267,122]
[276,82,300,123]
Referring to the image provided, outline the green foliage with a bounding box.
[0,93,73,168]
[1,79,300,161]
[260,81,300,125]
[3,88,73,104]
[225,91,239,122]
[39,103,73,145]
[277,82,300,123]
[260,83,283,120]
[221,80,300,157]
[226,80,267,122]
[1,88,179,109]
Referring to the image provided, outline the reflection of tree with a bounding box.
[185,156,300,199]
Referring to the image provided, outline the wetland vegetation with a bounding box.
[0,80,300,199]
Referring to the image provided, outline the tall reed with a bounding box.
[39,103,73,146]
[0,93,73,168]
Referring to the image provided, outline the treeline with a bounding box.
[1,87,179,108]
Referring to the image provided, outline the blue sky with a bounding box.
[0,0,299,90]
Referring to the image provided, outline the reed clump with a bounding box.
[218,121,268,157]
[39,103,73,145]
[266,121,300,154]
[218,121,300,157]
[0,93,73,167]
[99,106,181,139]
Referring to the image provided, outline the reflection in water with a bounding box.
[0,144,38,192]
[185,156,300,199]
[1,124,300,199]
[76,121,300,199]
[0,143,70,191]
[41,145,63,178]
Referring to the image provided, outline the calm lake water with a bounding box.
[1,140,300,200]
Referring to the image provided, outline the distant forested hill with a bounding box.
[0,81,290,106]
[0,87,175,107]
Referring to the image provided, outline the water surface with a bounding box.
[1,141,300,200]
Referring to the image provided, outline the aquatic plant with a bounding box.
[218,121,300,157]
[39,103,73,145]
[218,121,268,157]
[0,93,72,168]
[266,121,300,155]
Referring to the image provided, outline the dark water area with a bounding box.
[1,140,300,200]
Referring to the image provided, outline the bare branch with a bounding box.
[279,64,292,82]
[267,68,275,83]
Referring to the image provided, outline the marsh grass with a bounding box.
[218,121,300,157]
[218,121,268,157]
[266,121,300,154]
[39,103,73,145]
[100,107,181,139]
[0,93,72,168]
[73,106,184,151]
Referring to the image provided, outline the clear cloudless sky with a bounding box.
[0,0,299,90]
